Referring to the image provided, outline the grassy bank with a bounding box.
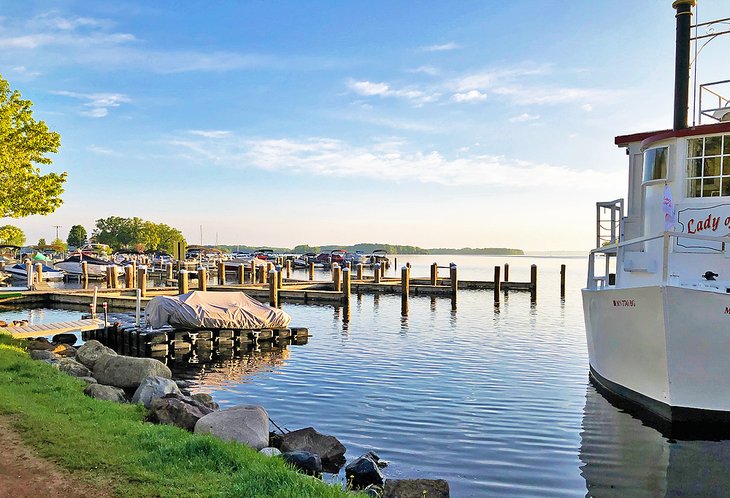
[0,335,353,497]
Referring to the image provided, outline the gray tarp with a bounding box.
[145,291,291,329]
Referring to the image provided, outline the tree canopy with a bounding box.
[93,216,185,254]
[0,74,67,218]
[0,225,25,246]
[67,224,87,248]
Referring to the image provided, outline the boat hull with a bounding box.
[54,261,122,276]
[582,285,730,422]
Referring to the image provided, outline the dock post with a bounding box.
[449,263,458,302]
[373,263,381,284]
[560,264,566,298]
[430,262,438,286]
[401,266,410,316]
[250,260,256,284]
[165,263,173,285]
[530,264,538,303]
[342,267,351,304]
[131,261,137,287]
[34,262,43,285]
[218,261,225,285]
[138,267,148,298]
[356,263,363,280]
[380,261,386,279]
[308,262,315,281]
[124,265,134,288]
[25,260,32,289]
[178,270,189,294]
[237,264,245,285]
[332,264,341,292]
[276,265,283,288]
[81,261,89,289]
[269,269,279,307]
[493,266,501,304]
[504,263,510,282]
[197,267,207,291]
[285,259,292,279]
[112,266,121,289]
[135,289,142,327]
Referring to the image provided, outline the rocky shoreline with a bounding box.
[25,334,450,498]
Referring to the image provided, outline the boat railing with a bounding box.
[586,231,730,290]
[699,79,730,123]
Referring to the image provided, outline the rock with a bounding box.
[346,454,385,489]
[190,393,219,410]
[383,479,450,498]
[281,451,322,476]
[93,354,171,389]
[56,358,93,378]
[52,333,77,346]
[76,340,117,368]
[78,376,98,385]
[149,393,214,431]
[363,484,384,498]
[194,405,269,450]
[259,447,282,457]
[279,427,346,471]
[364,450,388,468]
[52,343,77,358]
[84,384,127,403]
[26,338,55,351]
[131,376,180,408]
[29,350,59,361]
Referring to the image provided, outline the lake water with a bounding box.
[5,254,730,497]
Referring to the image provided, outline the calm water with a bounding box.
[5,255,730,497]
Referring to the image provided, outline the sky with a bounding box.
[1,0,728,251]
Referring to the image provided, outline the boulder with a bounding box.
[84,384,127,403]
[52,343,77,358]
[191,393,219,410]
[76,340,117,369]
[363,484,384,498]
[279,427,346,471]
[194,405,269,450]
[131,376,180,408]
[346,454,385,489]
[364,450,388,468]
[383,479,450,498]
[281,451,322,476]
[29,350,58,361]
[52,333,77,346]
[150,394,214,431]
[56,358,93,378]
[259,447,282,457]
[78,376,98,385]
[26,338,55,351]
[93,354,171,389]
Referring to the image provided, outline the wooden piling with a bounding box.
[276,265,283,288]
[430,262,438,286]
[560,264,566,298]
[285,259,292,279]
[530,264,538,303]
[261,264,268,284]
[332,264,342,292]
[308,262,315,281]
[380,261,386,279]
[178,270,189,294]
[131,261,138,287]
[109,266,119,289]
[138,267,147,298]
[250,260,256,284]
[34,263,43,284]
[124,265,134,288]
[81,261,89,289]
[493,266,501,304]
[374,263,381,284]
[342,267,351,304]
[449,263,458,301]
[269,270,279,307]
[401,266,409,316]
[218,261,225,285]
[165,263,174,283]
[198,267,207,291]
[237,264,245,285]
[504,263,510,282]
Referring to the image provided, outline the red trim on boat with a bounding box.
[614,121,730,148]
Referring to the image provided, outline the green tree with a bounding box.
[37,237,47,247]
[0,225,25,246]
[66,224,87,248]
[50,237,67,252]
[0,74,66,217]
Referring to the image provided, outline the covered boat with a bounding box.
[54,254,124,276]
[5,263,64,281]
[145,290,291,329]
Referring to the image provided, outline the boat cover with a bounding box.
[145,291,291,329]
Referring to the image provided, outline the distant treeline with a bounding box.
[214,243,523,256]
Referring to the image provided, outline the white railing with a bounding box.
[586,231,730,290]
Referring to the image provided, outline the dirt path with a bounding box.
[0,416,109,498]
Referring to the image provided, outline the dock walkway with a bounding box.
[1,319,107,339]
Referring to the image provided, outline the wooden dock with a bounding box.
[1,318,108,339]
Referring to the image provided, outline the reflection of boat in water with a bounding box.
[5,263,65,280]
[582,2,730,423]
[580,382,730,497]
[54,255,124,276]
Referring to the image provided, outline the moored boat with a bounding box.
[582,0,730,423]
[5,263,65,281]
[54,255,125,277]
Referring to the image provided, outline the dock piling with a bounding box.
[218,261,225,285]
[237,264,245,285]
[138,267,148,297]
[430,262,438,286]
[34,263,43,285]
[494,266,501,305]
[178,270,189,294]
[530,264,538,303]
[309,262,315,281]
[450,263,458,305]
[356,263,363,280]
[332,264,342,292]
[269,269,279,307]
[401,266,410,316]
[250,260,256,284]
[342,267,351,304]
[197,267,207,291]
[504,263,510,282]
[125,265,134,288]
[81,261,89,289]
[560,264,566,298]
[374,263,381,284]
[285,260,291,279]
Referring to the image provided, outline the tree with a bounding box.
[93,216,185,252]
[0,74,67,217]
[37,237,47,247]
[50,237,67,252]
[0,225,25,246]
[67,225,87,248]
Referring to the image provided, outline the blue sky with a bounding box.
[2,1,727,251]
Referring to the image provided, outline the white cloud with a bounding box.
[408,65,440,76]
[347,79,438,105]
[420,42,461,52]
[452,90,487,103]
[189,130,232,138]
[349,80,390,96]
[509,113,540,123]
[52,90,130,118]
[87,144,117,155]
[581,103,593,111]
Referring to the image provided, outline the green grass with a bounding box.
[0,336,355,497]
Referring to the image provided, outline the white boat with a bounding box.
[583,0,730,423]
[5,263,65,281]
[54,255,124,277]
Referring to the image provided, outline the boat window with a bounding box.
[686,134,730,197]
[642,147,668,182]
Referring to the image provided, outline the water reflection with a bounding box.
[580,384,730,497]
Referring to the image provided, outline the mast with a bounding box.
[672,0,695,130]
